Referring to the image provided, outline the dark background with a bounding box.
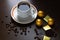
[0,0,60,40]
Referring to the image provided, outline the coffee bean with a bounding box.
[6,24,10,28]
[8,31,10,34]
[10,22,12,24]
[20,32,23,35]
[5,16,8,18]
[8,32,10,34]
[34,37,38,39]
[8,29,11,31]
[34,37,41,40]
[34,29,39,35]
[28,31,30,33]
[25,27,27,30]
[29,26,31,28]
[24,32,27,35]
[14,28,17,33]
[1,21,4,23]
[22,28,26,32]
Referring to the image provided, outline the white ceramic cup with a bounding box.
[17,1,31,19]
[11,1,37,24]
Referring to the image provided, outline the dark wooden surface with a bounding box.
[0,0,60,40]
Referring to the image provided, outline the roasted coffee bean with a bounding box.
[34,37,41,40]
[14,28,17,33]
[34,29,39,35]
[10,22,12,24]
[34,36,38,39]
[8,32,10,34]
[1,21,4,23]
[6,24,10,28]
[29,25,31,28]
[8,29,11,31]
[22,28,26,32]
[20,32,23,35]
[8,31,10,34]
[24,32,27,35]
[5,16,8,18]
[28,31,30,33]
[16,31,19,33]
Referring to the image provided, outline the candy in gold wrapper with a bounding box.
[43,25,51,31]
[44,15,51,22]
[36,19,42,26]
[38,10,44,17]
[48,18,54,25]
[43,35,51,40]
[44,15,54,25]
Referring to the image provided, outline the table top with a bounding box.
[0,0,60,40]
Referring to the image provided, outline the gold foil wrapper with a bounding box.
[36,19,42,26]
[43,35,51,40]
[43,25,51,31]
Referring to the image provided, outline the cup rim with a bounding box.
[17,1,31,12]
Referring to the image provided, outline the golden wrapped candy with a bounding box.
[36,19,42,26]
[44,15,54,25]
[44,15,50,22]
[43,35,51,40]
[38,10,44,17]
[43,25,51,31]
[48,18,54,25]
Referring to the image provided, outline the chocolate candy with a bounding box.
[36,19,42,26]
[38,10,44,17]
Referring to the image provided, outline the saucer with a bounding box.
[11,3,37,24]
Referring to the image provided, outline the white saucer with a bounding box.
[11,3,37,24]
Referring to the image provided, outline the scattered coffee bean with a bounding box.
[8,29,11,31]
[34,29,39,35]
[34,36,38,39]
[1,21,4,23]
[5,16,8,18]
[6,24,10,28]
[14,28,17,33]
[22,28,26,32]
[37,38,41,40]
[8,32,10,34]
[29,26,31,28]
[34,37,41,40]
[24,32,27,35]
[28,31,30,33]
[10,22,12,24]
[8,31,10,34]
[25,27,27,30]
[20,32,23,35]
